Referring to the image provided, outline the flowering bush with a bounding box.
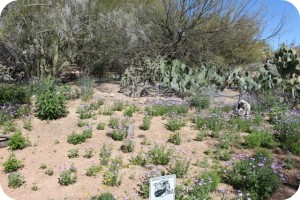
[147,144,173,165]
[274,110,300,154]
[224,153,283,199]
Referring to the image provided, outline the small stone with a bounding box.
[109,93,115,97]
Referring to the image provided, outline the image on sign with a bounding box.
[150,175,175,200]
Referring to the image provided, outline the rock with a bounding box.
[109,93,115,97]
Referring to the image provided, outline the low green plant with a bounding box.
[86,165,102,177]
[195,131,207,141]
[113,101,125,111]
[167,118,185,132]
[39,163,47,170]
[145,104,189,116]
[45,168,54,176]
[67,132,87,145]
[190,95,211,110]
[147,145,173,165]
[3,153,24,173]
[2,121,17,134]
[89,102,101,110]
[214,147,232,161]
[229,117,252,132]
[8,172,25,188]
[121,139,135,153]
[90,193,115,200]
[140,115,152,130]
[168,132,181,145]
[124,105,139,117]
[23,118,32,131]
[68,148,79,158]
[77,120,88,127]
[138,168,163,198]
[82,129,92,139]
[130,152,146,166]
[83,147,94,159]
[0,110,13,125]
[102,157,122,186]
[17,105,31,117]
[284,152,295,170]
[31,182,39,191]
[108,117,120,129]
[58,165,77,186]
[96,122,105,130]
[8,131,30,150]
[169,158,190,178]
[99,144,112,165]
[77,106,94,119]
[101,107,114,116]
[195,114,226,133]
[245,130,276,148]
[110,127,128,141]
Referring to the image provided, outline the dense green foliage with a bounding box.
[0,84,30,105]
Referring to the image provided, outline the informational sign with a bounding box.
[150,174,176,200]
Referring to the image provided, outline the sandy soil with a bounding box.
[0,82,298,200]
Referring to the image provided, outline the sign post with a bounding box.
[150,174,176,200]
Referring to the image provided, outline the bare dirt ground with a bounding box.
[0,82,299,200]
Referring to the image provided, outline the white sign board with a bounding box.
[150,174,176,200]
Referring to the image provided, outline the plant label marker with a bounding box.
[150,174,176,200]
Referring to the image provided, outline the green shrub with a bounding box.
[229,117,252,132]
[83,147,94,158]
[58,166,77,186]
[67,131,88,145]
[130,152,146,166]
[113,101,125,111]
[169,158,190,178]
[124,105,139,117]
[82,129,92,139]
[77,106,94,119]
[167,118,185,132]
[0,84,30,105]
[168,132,181,145]
[8,172,25,188]
[68,148,79,158]
[90,193,115,200]
[245,130,276,148]
[103,157,122,186]
[190,95,211,110]
[147,145,173,165]
[45,168,54,176]
[140,115,152,130]
[108,117,120,129]
[0,110,13,125]
[195,114,226,133]
[101,107,114,115]
[96,122,105,130]
[3,153,24,173]
[8,131,30,150]
[274,111,300,154]
[224,154,282,199]
[36,89,67,120]
[23,118,32,131]
[187,171,220,199]
[39,163,47,169]
[2,121,17,134]
[77,120,88,127]
[86,165,102,177]
[99,144,112,165]
[110,127,128,141]
[145,104,189,116]
[121,139,135,153]
[195,131,207,141]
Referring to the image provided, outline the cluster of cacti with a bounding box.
[161,60,224,94]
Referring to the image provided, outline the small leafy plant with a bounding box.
[113,101,125,111]
[39,163,47,170]
[108,117,120,129]
[90,193,115,200]
[169,157,190,178]
[102,156,123,186]
[68,148,79,158]
[8,131,30,150]
[167,117,185,132]
[140,115,152,130]
[23,118,32,131]
[99,144,112,165]
[245,130,276,148]
[86,165,102,177]
[8,172,25,188]
[190,95,211,110]
[147,145,173,165]
[77,120,88,127]
[121,139,135,153]
[124,105,139,117]
[3,153,24,173]
[168,132,181,145]
[58,165,77,186]
[96,122,105,130]
[83,147,94,158]
[45,168,54,176]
